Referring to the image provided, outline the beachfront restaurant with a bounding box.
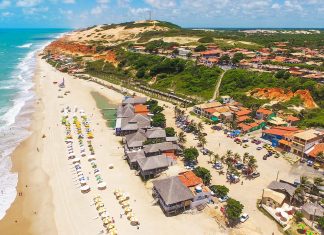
[153,177,194,216]
[137,155,171,179]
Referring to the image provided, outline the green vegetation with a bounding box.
[144,40,179,53]
[225,198,244,223]
[117,50,223,100]
[294,211,304,223]
[165,127,176,137]
[198,36,214,43]
[193,166,212,185]
[194,45,207,52]
[210,185,229,198]
[317,216,324,229]
[232,53,244,64]
[298,109,324,128]
[145,99,166,128]
[183,147,199,163]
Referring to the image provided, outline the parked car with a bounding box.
[257,146,262,151]
[251,172,260,178]
[240,213,249,223]
[219,195,229,203]
[263,155,268,160]
[213,162,223,170]
[307,160,314,167]
[243,144,249,148]
[200,148,209,155]
[235,163,244,170]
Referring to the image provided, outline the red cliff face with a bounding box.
[250,88,317,109]
[45,38,117,64]
[45,38,95,55]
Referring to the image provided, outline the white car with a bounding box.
[240,213,249,223]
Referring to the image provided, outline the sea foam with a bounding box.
[0,37,55,220]
[16,43,33,48]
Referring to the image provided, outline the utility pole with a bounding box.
[312,209,316,227]
[149,10,152,21]
[276,170,279,181]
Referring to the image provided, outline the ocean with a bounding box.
[0,28,69,220]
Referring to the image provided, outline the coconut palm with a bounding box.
[221,155,226,164]
[198,134,207,148]
[226,150,233,158]
[197,122,205,133]
[207,151,214,163]
[242,152,250,163]
[233,153,241,163]
[213,153,220,164]
[247,156,258,175]
[178,131,186,146]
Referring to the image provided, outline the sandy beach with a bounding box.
[0,55,225,235]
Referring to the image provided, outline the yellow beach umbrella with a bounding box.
[124,207,132,214]
[107,224,115,231]
[103,218,111,225]
[98,207,106,214]
[96,202,105,210]
[118,196,127,203]
[108,228,118,235]
[121,201,130,208]
[126,212,135,220]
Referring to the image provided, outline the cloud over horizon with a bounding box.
[0,0,323,28]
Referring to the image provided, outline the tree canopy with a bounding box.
[210,185,229,197]
[225,198,244,222]
[183,147,199,163]
[193,166,212,185]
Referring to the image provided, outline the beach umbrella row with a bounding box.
[113,190,139,226]
[93,195,118,235]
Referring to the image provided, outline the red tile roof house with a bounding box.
[200,49,223,59]
[285,115,300,126]
[178,171,213,209]
[256,109,274,121]
[307,143,324,164]
[262,126,300,148]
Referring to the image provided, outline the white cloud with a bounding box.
[145,0,176,9]
[22,6,48,14]
[1,11,12,17]
[97,0,109,3]
[63,0,75,3]
[16,0,41,7]
[0,0,10,9]
[130,7,150,15]
[271,3,281,9]
[284,0,303,11]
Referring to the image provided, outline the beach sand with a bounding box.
[0,55,225,235]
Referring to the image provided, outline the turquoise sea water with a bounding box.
[0,28,68,220]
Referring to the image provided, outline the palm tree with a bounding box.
[226,150,233,158]
[178,131,186,146]
[233,153,241,163]
[198,134,207,149]
[197,122,204,133]
[221,155,226,164]
[213,153,220,164]
[247,156,258,175]
[208,151,214,163]
[243,152,250,163]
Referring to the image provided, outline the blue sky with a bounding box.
[0,0,324,28]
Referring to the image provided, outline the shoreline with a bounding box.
[0,56,57,235]
[0,55,225,235]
